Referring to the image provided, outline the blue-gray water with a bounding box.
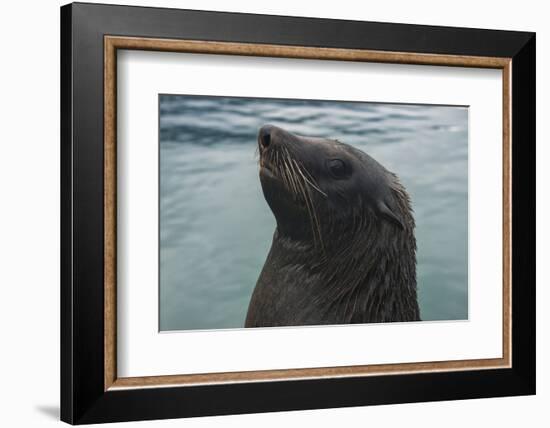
[159,95,468,331]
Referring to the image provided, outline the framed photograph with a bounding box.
[60,2,535,424]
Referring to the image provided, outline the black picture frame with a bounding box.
[61,2,535,424]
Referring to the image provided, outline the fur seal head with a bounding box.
[245,125,420,327]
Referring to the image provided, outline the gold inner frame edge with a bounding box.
[104,35,512,391]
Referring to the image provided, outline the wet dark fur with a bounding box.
[245,125,420,327]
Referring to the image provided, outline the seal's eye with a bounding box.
[326,159,349,179]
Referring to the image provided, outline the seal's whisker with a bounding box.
[281,147,326,254]
[296,159,320,184]
[292,159,327,198]
[282,155,299,196]
[270,146,276,166]
[308,191,325,253]
[284,148,301,187]
[294,169,325,254]
[281,154,292,189]
[295,177,318,244]
[284,149,305,201]
[280,147,298,197]
[287,151,308,201]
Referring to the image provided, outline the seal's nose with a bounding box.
[259,125,272,149]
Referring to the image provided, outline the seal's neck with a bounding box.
[271,216,420,324]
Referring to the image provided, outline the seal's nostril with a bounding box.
[261,130,271,148]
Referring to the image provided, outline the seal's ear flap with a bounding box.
[377,200,404,230]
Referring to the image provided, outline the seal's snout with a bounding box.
[259,126,272,149]
[258,124,295,152]
[259,125,280,153]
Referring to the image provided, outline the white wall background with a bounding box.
[0,0,546,426]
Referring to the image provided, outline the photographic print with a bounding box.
[159,95,468,331]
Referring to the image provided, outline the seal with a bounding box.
[245,125,420,327]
